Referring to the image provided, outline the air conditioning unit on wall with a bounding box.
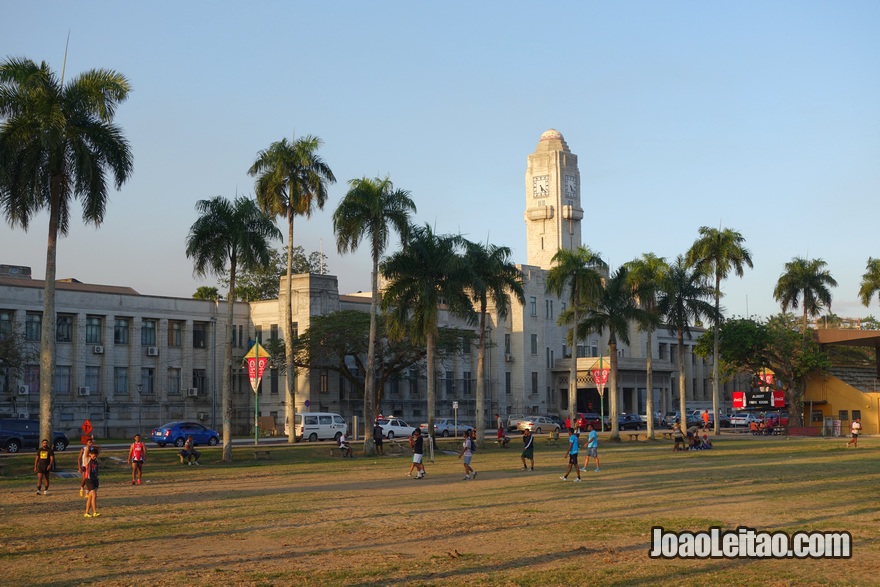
[17,385,29,395]
[505,353,514,362]
[147,347,159,356]
[93,345,104,354]
[187,388,199,397]
[197,412,208,420]
[78,386,91,396]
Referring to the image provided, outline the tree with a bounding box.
[332,176,415,452]
[462,239,524,447]
[219,246,326,301]
[623,253,669,439]
[687,226,752,435]
[0,58,133,443]
[773,257,837,333]
[545,246,606,423]
[574,266,655,441]
[0,326,35,394]
[658,256,716,430]
[185,196,281,461]
[381,224,475,443]
[192,286,222,301]
[249,135,335,443]
[858,257,880,308]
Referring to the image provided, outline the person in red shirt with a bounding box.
[127,434,147,485]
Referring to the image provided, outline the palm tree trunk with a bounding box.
[285,216,296,444]
[39,190,61,443]
[678,330,687,429]
[712,275,721,435]
[221,259,236,463]
[646,330,655,439]
[475,306,487,448]
[609,337,620,441]
[426,331,436,446]
[568,302,579,423]
[363,253,379,454]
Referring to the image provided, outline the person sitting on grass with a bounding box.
[338,432,353,458]
[179,436,201,465]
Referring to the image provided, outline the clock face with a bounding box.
[532,175,549,197]
[565,175,577,198]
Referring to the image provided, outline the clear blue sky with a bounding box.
[2,1,878,320]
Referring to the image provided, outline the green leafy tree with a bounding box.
[858,257,880,308]
[219,246,325,301]
[0,326,35,394]
[773,257,837,333]
[623,253,668,439]
[0,58,133,442]
[185,195,281,461]
[574,266,655,440]
[462,239,524,446]
[192,286,222,301]
[687,226,752,434]
[332,176,415,450]
[545,246,606,421]
[658,256,716,428]
[249,135,335,443]
[381,224,475,441]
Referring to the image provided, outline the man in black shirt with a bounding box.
[34,439,54,495]
[410,429,427,479]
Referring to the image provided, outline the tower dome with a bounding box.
[539,129,564,142]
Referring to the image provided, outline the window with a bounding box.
[545,299,553,319]
[270,324,279,341]
[56,315,73,342]
[24,364,39,392]
[292,322,299,339]
[504,334,511,354]
[838,410,849,421]
[115,318,130,345]
[408,368,419,396]
[561,302,566,314]
[25,313,41,341]
[54,366,71,394]
[505,372,511,394]
[319,370,328,394]
[85,316,102,344]
[193,369,206,393]
[167,321,182,347]
[271,368,279,394]
[166,368,180,395]
[530,297,537,316]
[85,366,101,394]
[193,322,207,349]
[463,371,472,395]
[141,319,157,345]
[546,347,550,368]
[591,342,598,357]
[530,334,538,354]
[115,367,129,394]
[319,415,332,426]
[237,324,243,347]
[141,368,155,394]
[445,370,454,396]
[463,336,471,354]
[531,372,538,396]
[852,410,862,421]
[562,343,568,358]
[0,311,11,339]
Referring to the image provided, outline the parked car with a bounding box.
[420,418,473,437]
[379,418,417,439]
[516,416,560,434]
[604,413,642,431]
[661,412,680,427]
[690,410,731,428]
[506,414,526,431]
[0,418,69,453]
[729,413,760,427]
[577,413,603,431]
[292,412,348,442]
[150,421,220,448]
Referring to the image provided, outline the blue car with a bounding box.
[150,421,219,448]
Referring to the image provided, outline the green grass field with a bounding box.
[0,434,876,586]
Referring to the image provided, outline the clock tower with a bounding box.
[524,129,584,269]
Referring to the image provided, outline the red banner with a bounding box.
[247,356,269,393]
[771,390,785,408]
[592,369,610,386]
[732,391,745,409]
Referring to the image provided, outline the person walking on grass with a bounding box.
[847,419,862,447]
[458,429,477,480]
[34,439,54,495]
[561,427,582,482]
[409,428,427,479]
[83,447,101,518]
[128,434,147,484]
[78,436,94,497]
[373,421,385,455]
[582,424,600,472]
[520,428,535,471]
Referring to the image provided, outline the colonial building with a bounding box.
[0,130,722,437]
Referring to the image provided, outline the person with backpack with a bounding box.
[458,428,477,480]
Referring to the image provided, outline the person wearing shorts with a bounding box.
[84,447,100,518]
[34,439,54,495]
[847,419,862,447]
[373,421,384,456]
[128,434,147,484]
[561,428,581,482]
[458,429,477,480]
[78,436,94,497]
[582,424,600,472]
[410,429,426,479]
[520,428,534,471]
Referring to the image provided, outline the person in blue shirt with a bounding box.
[560,427,581,482]
[581,424,600,472]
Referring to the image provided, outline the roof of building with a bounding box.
[0,275,140,296]
[816,328,880,348]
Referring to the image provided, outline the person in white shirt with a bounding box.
[846,419,862,448]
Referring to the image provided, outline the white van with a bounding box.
[287,412,348,442]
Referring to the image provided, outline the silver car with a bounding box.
[419,418,473,437]
[515,416,560,434]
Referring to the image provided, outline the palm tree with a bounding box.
[185,196,281,462]
[0,58,133,442]
[575,266,655,441]
[658,256,716,431]
[623,253,669,439]
[462,239,524,447]
[773,257,837,333]
[248,135,335,443]
[858,257,880,308]
[545,246,606,423]
[332,176,415,451]
[686,226,752,435]
[381,225,474,443]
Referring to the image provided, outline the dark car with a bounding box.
[150,421,219,448]
[604,414,642,431]
[0,418,69,453]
